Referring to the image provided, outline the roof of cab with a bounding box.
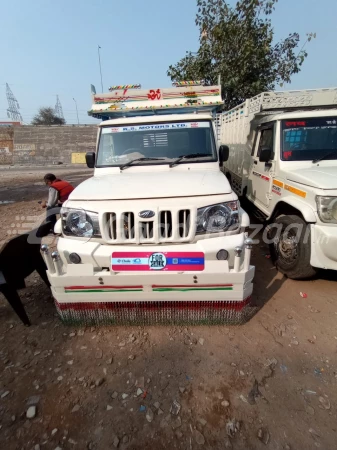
[257,108,337,124]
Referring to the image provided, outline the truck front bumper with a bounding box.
[42,233,255,325]
[311,224,337,270]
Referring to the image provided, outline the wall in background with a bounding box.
[0,126,15,165]
[2,125,98,166]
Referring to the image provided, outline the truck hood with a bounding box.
[287,165,337,190]
[69,170,231,200]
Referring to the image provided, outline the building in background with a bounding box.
[0,122,21,127]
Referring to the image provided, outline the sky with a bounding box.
[1,0,337,124]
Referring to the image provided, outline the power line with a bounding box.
[54,95,64,120]
[6,83,22,122]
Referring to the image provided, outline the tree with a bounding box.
[32,107,66,125]
[167,0,315,110]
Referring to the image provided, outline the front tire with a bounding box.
[268,215,317,280]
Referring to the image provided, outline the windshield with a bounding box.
[96,120,217,167]
[281,118,337,161]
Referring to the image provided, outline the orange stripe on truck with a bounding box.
[284,184,307,198]
[273,179,284,188]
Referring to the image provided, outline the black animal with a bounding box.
[0,223,51,326]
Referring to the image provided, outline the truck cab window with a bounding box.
[282,118,337,161]
[257,128,274,157]
[97,123,217,167]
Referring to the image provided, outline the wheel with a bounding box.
[268,215,317,280]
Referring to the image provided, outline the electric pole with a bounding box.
[73,98,79,125]
[98,45,104,92]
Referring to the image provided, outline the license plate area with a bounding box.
[112,252,204,271]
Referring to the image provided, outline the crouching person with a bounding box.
[41,173,74,232]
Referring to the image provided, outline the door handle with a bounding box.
[254,160,258,165]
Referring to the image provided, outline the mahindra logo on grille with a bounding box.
[138,210,155,219]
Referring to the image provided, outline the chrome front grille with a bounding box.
[159,211,172,239]
[140,221,154,240]
[108,212,117,239]
[123,212,135,239]
[103,208,194,244]
[179,209,190,238]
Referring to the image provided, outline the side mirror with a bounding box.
[219,145,229,165]
[86,152,96,168]
[259,147,272,163]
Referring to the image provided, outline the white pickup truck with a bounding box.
[220,88,337,279]
[41,82,254,325]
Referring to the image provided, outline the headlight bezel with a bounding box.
[196,201,240,234]
[316,196,337,224]
[61,207,101,238]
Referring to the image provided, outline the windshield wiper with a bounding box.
[119,157,165,170]
[169,153,212,168]
[313,151,337,164]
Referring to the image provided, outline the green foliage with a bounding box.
[167,0,315,109]
[32,107,65,125]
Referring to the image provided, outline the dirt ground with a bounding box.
[0,168,336,450]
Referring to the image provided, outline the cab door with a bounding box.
[248,124,275,209]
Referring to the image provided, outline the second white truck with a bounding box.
[219,88,337,279]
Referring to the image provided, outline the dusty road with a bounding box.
[0,169,336,450]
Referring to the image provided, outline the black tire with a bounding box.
[268,214,317,280]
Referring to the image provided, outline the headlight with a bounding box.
[316,196,337,224]
[61,208,101,237]
[196,201,240,233]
